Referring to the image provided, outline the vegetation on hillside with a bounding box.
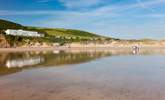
[25,27,104,39]
[0,19,111,47]
[24,26,111,43]
[0,19,23,30]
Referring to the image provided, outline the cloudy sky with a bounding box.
[0,0,165,39]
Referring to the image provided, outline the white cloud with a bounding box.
[1,0,165,39]
[94,0,165,13]
[0,10,67,15]
[36,0,55,3]
[59,0,104,9]
[1,0,165,15]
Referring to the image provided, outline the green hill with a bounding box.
[0,19,110,47]
[25,27,103,40]
[0,19,105,40]
[0,19,23,30]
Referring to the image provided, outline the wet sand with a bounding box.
[0,46,165,53]
[0,55,165,100]
[0,47,129,52]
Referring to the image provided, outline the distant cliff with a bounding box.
[0,34,10,48]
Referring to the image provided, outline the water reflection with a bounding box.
[6,56,45,68]
[132,47,140,55]
[0,50,112,76]
[0,48,165,76]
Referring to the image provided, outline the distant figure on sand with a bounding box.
[132,45,140,54]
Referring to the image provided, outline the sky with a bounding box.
[0,0,165,39]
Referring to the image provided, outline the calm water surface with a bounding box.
[0,49,165,100]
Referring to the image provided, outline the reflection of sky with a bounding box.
[6,57,45,68]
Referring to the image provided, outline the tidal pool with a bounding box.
[0,49,165,100]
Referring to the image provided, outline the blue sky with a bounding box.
[0,0,165,39]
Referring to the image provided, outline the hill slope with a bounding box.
[25,27,103,39]
[0,19,104,39]
[0,19,109,47]
[0,19,23,30]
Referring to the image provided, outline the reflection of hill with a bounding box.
[0,67,22,76]
[6,56,45,68]
[1,49,165,76]
[41,51,112,66]
[0,51,112,76]
[0,52,44,67]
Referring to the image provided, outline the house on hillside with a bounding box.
[5,29,44,37]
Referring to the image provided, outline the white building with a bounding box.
[5,29,44,37]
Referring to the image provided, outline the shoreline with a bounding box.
[0,46,165,52]
[0,47,128,52]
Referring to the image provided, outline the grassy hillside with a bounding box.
[25,27,103,40]
[0,19,23,30]
[0,19,110,47]
[42,28,100,37]
[0,19,106,40]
